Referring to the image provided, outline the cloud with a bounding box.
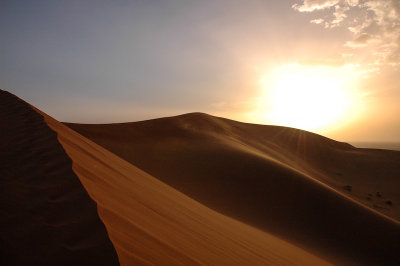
[345,33,374,47]
[346,0,359,7]
[331,4,349,26]
[292,0,339,12]
[293,0,400,66]
[310,18,324,24]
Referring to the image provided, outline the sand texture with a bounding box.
[1,90,331,265]
[66,113,400,265]
[0,90,118,265]
[2,88,399,265]
[46,106,329,265]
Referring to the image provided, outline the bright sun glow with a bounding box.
[255,64,362,132]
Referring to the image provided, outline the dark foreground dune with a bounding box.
[0,90,119,265]
[67,113,400,265]
[1,91,331,264]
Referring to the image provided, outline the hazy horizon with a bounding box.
[1,0,399,142]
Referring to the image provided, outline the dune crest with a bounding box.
[2,89,399,265]
[2,90,330,264]
[67,112,400,265]
[0,90,118,265]
[44,106,329,265]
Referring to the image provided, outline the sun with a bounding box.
[255,64,361,132]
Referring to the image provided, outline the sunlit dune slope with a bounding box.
[67,113,400,265]
[40,107,328,265]
[0,90,119,265]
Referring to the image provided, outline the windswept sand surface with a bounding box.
[0,91,118,265]
[46,107,329,265]
[67,113,400,265]
[1,91,330,265]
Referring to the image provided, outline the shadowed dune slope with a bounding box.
[0,90,119,265]
[42,106,329,265]
[66,113,400,265]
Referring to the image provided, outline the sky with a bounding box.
[1,0,399,142]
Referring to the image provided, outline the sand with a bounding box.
[1,90,331,264]
[0,90,118,265]
[46,106,329,265]
[2,88,399,265]
[66,112,400,265]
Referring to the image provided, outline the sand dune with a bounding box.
[46,110,329,265]
[66,113,400,265]
[0,90,118,265]
[2,88,399,265]
[1,91,331,264]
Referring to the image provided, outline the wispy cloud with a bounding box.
[293,0,400,66]
[292,0,340,12]
[310,18,324,24]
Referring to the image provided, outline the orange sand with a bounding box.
[2,89,399,265]
[67,113,400,265]
[46,110,329,265]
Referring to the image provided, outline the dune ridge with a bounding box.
[66,113,400,265]
[1,90,330,264]
[44,102,329,265]
[2,88,399,265]
[0,90,118,265]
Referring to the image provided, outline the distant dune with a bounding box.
[351,141,400,151]
[66,113,400,265]
[1,91,333,264]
